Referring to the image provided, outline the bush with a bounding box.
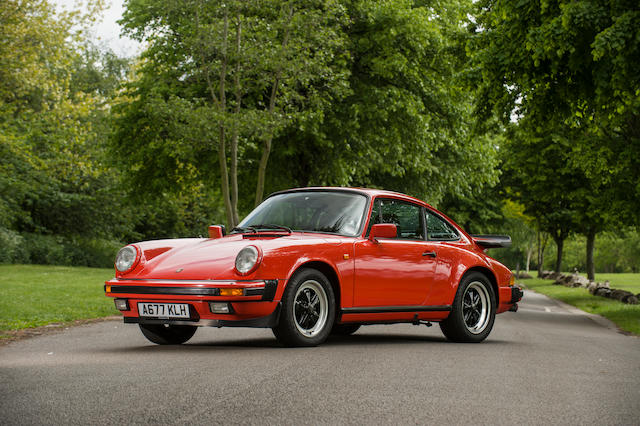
[0,228,29,264]
[0,232,121,268]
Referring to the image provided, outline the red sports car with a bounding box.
[105,187,522,346]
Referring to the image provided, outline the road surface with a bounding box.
[1,290,638,425]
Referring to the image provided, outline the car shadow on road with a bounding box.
[98,332,510,353]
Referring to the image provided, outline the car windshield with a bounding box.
[236,191,369,237]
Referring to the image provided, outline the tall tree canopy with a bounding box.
[116,0,350,227]
[0,0,133,264]
[474,0,640,276]
[270,0,499,206]
[114,0,500,229]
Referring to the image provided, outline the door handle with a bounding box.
[422,251,437,258]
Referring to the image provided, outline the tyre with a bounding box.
[440,272,496,343]
[330,324,361,336]
[272,268,335,347]
[139,323,197,345]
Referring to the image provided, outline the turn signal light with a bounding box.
[220,288,244,297]
[509,274,515,286]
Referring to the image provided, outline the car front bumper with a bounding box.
[105,278,282,327]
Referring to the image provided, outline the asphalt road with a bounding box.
[1,290,639,425]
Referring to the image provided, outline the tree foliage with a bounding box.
[116,0,350,227]
[115,0,500,228]
[474,0,640,274]
[0,0,132,265]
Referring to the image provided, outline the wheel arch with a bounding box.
[288,261,341,310]
[461,266,499,307]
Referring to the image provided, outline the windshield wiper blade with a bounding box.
[251,224,292,233]
[230,226,257,234]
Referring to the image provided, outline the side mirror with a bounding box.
[208,225,226,239]
[368,223,397,242]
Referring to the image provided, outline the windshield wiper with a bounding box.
[230,226,257,234]
[251,224,293,233]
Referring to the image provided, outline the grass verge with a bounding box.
[0,264,117,339]
[593,273,640,294]
[523,277,640,336]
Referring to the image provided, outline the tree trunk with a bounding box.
[553,236,564,273]
[230,17,242,227]
[217,9,234,228]
[586,228,596,281]
[254,5,294,206]
[195,4,233,227]
[255,132,274,207]
[536,229,546,277]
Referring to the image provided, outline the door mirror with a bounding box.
[208,225,226,239]
[369,223,397,242]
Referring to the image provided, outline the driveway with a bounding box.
[1,290,638,425]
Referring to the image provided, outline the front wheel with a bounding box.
[139,323,197,345]
[272,268,335,347]
[440,272,496,343]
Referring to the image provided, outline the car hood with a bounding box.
[124,233,347,281]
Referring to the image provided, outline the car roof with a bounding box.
[269,187,433,209]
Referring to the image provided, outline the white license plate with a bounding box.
[138,303,190,318]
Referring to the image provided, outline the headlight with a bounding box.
[235,245,261,275]
[115,245,139,273]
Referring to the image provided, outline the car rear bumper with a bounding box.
[497,285,524,314]
[510,285,524,304]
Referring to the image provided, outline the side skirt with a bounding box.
[341,305,451,315]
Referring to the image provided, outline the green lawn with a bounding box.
[0,264,117,338]
[523,276,640,335]
[593,273,640,294]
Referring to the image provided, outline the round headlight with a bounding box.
[235,245,260,275]
[115,245,139,273]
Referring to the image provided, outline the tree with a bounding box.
[500,120,583,274]
[268,0,500,207]
[1,0,133,250]
[473,0,640,276]
[115,0,502,227]
[118,0,350,228]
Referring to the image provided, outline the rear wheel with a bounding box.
[440,272,496,343]
[272,268,335,347]
[139,323,197,345]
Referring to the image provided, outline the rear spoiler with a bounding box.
[471,235,512,249]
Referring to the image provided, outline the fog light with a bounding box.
[209,302,232,314]
[219,288,244,297]
[114,299,129,311]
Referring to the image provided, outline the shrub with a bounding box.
[0,228,28,264]
[1,232,122,268]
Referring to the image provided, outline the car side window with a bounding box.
[426,211,459,241]
[367,199,424,240]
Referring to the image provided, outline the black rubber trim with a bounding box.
[124,303,281,328]
[109,285,273,298]
[341,305,451,314]
[261,280,278,301]
[110,285,221,296]
[510,286,524,304]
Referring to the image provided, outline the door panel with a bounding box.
[353,239,438,306]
